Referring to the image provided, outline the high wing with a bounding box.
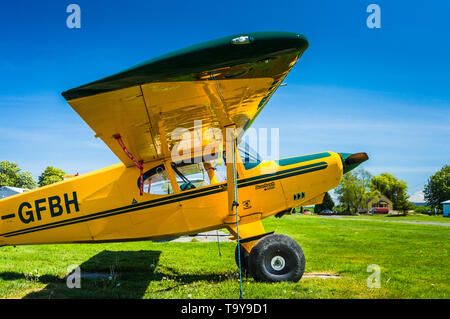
[62,31,308,167]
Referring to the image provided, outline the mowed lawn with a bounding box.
[342,214,450,224]
[0,215,448,299]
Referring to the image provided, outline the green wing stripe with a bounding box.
[62,31,308,100]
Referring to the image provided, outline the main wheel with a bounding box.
[248,234,305,282]
[234,244,250,275]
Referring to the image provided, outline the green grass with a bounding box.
[340,213,450,223]
[0,215,448,299]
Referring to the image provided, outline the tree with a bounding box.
[314,192,335,214]
[15,171,37,189]
[38,166,66,187]
[335,169,379,214]
[370,173,411,212]
[424,165,450,212]
[0,160,37,189]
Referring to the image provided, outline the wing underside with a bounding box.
[62,32,309,166]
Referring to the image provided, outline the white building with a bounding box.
[0,186,29,199]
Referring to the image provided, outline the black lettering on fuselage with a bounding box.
[34,198,46,221]
[64,192,79,214]
[17,192,79,224]
[18,202,34,224]
[48,196,63,217]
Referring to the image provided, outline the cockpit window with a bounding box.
[171,162,211,191]
[139,143,258,194]
[140,164,174,195]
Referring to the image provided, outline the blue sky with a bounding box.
[0,0,449,195]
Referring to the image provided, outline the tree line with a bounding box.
[312,165,449,214]
[424,165,450,212]
[0,161,66,189]
[334,170,410,213]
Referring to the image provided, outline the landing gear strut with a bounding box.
[235,234,305,282]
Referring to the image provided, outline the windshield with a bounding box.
[238,141,261,167]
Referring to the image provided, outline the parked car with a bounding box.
[320,209,333,215]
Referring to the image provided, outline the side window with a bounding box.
[171,162,212,191]
[141,165,174,195]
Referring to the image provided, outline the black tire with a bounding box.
[248,234,305,282]
[234,244,250,275]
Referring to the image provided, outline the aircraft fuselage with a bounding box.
[0,151,345,247]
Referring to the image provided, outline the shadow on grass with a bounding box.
[19,249,162,299]
[0,249,238,299]
[0,271,60,285]
[146,265,240,294]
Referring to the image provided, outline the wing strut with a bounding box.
[225,126,244,299]
[113,134,144,196]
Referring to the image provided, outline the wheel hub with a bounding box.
[270,255,286,271]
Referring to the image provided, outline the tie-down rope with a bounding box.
[231,137,244,299]
[113,134,144,196]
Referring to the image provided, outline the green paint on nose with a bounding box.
[339,152,369,174]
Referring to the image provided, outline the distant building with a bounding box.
[442,200,450,217]
[408,190,426,206]
[0,186,29,199]
[367,194,393,214]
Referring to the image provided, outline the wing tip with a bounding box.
[61,31,308,101]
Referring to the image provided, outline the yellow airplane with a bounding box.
[0,32,368,283]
